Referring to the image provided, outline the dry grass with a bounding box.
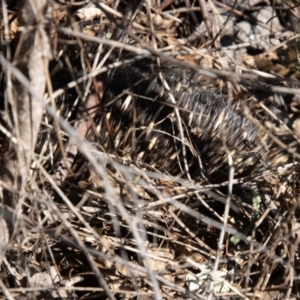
[1,0,300,299]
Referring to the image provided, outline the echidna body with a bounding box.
[97,63,297,182]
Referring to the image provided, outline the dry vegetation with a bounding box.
[1,0,300,299]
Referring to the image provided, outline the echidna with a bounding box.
[96,61,298,182]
